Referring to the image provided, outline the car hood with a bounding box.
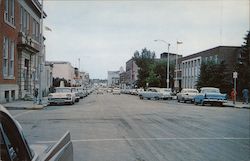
[50,93,70,97]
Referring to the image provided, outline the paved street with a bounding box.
[9,93,250,161]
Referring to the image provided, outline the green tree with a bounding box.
[237,31,250,97]
[196,61,229,93]
[133,48,156,88]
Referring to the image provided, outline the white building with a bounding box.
[41,62,53,96]
[48,61,75,84]
[107,71,120,87]
[180,57,201,89]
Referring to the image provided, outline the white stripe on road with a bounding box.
[36,137,250,144]
[13,110,34,118]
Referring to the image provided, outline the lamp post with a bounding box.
[154,40,170,88]
[176,41,183,91]
[38,0,44,105]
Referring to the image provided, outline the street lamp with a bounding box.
[154,39,170,88]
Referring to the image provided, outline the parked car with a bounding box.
[138,87,162,100]
[193,87,227,106]
[48,87,76,105]
[177,88,199,103]
[76,87,86,99]
[70,87,80,102]
[0,105,74,161]
[113,88,121,95]
[159,88,173,100]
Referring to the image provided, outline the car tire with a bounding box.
[139,95,143,99]
[177,99,180,102]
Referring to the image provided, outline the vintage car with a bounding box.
[193,87,227,106]
[112,88,121,95]
[75,87,87,99]
[48,87,76,105]
[138,87,163,100]
[177,88,199,103]
[159,88,173,100]
[70,87,80,102]
[0,105,74,161]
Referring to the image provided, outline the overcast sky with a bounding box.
[44,0,249,79]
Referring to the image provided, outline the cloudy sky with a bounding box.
[43,0,249,79]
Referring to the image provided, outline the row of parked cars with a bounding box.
[122,87,228,106]
[48,86,94,105]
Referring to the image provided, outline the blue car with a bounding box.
[194,87,227,106]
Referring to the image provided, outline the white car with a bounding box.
[48,87,76,105]
[177,88,199,103]
[159,88,173,100]
[70,87,80,102]
[112,88,121,95]
[138,87,162,100]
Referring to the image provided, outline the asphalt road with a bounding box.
[9,93,250,161]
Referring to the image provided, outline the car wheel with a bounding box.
[139,95,143,99]
[177,99,180,102]
[194,101,198,105]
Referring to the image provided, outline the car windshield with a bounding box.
[56,88,71,93]
[187,90,198,93]
[202,89,220,93]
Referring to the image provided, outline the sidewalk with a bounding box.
[223,101,250,109]
[2,98,48,110]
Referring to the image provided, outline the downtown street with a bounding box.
[9,93,250,161]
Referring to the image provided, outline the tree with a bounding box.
[133,48,156,88]
[237,31,250,97]
[196,61,229,93]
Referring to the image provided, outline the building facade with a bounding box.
[48,61,75,85]
[107,71,120,87]
[126,58,138,88]
[179,46,241,89]
[0,0,44,103]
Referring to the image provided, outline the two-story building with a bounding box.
[179,46,241,89]
[0,0,45,103]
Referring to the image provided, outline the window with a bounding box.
[214,55,218,64]
[26,12,30,33]
[32,19,36,39]
[3,37,9,78]
[210,56,213,61]
[4,0,15,26]
[3,37,15,79]
[9,41,15,77]
[10,0,15,24]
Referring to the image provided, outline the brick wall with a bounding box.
[0,0,20,84]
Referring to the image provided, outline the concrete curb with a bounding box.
[4,104,47,110]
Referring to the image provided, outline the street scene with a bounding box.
[8,92,250,161]
[0,0,250,161]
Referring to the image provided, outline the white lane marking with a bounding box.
[13,110,34,118]
[36,137,250,144]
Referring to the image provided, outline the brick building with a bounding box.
[178,46,241,90]
[0,0,44,103]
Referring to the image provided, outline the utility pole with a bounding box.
[176,41,183,91]
[167,43,170,88]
